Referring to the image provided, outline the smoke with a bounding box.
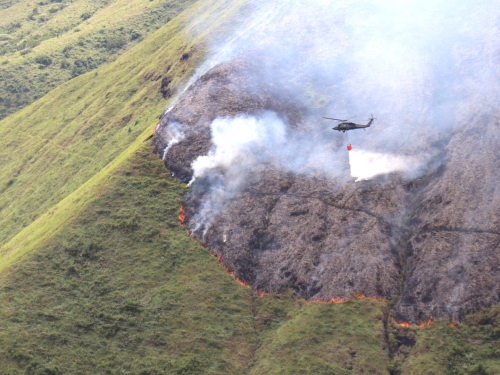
[187,112,287,236]
[165,0,500,236]
[229,0,500,138]
[163,1,281,115]
[349,150,421,182]
[161,122,185,160]
[186,111,421,237]
[188,112,286,185]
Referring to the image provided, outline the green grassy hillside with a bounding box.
[1,141,498,374]
[0,0,197,120]
[0,144,392,374]
[0,0,253,248]
[0,0,499,373]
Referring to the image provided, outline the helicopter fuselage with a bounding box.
[324,115,375,133]
[333,120,373,132]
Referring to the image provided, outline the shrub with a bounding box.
[34,54,52,66]
[62,45,73,57]
[28,8,39,20]
[16,41,26,51]
[60,59,70,69]
[7,22,21,31]
[80,12,93,21]
[105,36,127,50]
[130,30,142,40]
[71,57,97,77]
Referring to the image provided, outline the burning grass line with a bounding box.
[179,206,467,319]
[180,205,252,289]
[306,294,385,305]
[180,205,389,299]
[394,316,434,328]
[179,205,464,326]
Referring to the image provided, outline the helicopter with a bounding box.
[323,115,376,132]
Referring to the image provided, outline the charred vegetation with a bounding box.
[154,52,500,325]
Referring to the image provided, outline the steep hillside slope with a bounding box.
[0,143,391,374]
[155,0,500,325]
[1,141,498,374]
[0,0,196,120]
[155,58,404,302]
[0,0,499,373]
[0,0,253,249]
[157,59,500,324]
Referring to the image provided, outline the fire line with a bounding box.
[178,206,450,325]
[394,316,433,328]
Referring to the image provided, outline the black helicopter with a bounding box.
[323,115,376,132]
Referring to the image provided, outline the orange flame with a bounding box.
[217,255,250,288]
[394,320,410,327]
[177,205,449,325]
[179,206,186,226]
[177,205,394,302]
[450,317,455,327]
[179,206,252,290]
[394,315,433,328]
[307,293,386,305]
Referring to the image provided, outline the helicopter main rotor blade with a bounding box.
[345,116,357,121]
[323,117,347,121]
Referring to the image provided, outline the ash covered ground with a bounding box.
[154,0,500,324]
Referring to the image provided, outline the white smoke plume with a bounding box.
[163,2,280,115]
[162,122,185,160]
[187,112,420,237]
[349,150,421,182]
[188,112,286,185]
[171,0,500,237]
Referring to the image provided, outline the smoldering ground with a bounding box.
[155,0,500,323]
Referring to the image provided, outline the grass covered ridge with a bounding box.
[0,142,498,374]
[0,0,254,248]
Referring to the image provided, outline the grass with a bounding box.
[0,0,197,120]
[0,139,499,374]
[0,143,393,374]
[0,144,260,373]
[0,0,214,248]
[250,299,389,374]
[396,308,500,375]
[0,0,260,249]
